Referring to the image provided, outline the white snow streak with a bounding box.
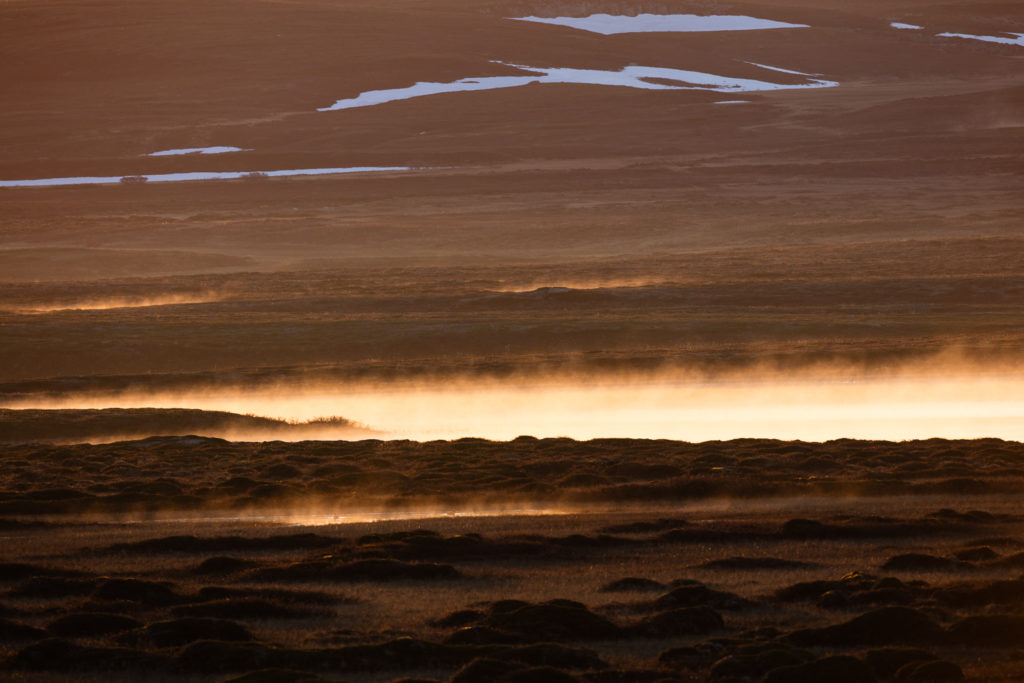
[319,62,837,112]
[937,31,1024,46]
[146,146,250,156]
[510,14,808,35]
[0,167,411,188]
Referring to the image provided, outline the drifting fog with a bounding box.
[4,353,1023,442]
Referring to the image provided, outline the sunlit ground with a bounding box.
[6,370,1024,442]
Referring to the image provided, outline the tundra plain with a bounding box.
[1,0,1024,680]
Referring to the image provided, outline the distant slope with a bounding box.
[0,408,374,444]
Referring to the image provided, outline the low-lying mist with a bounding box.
[4,352,1022,442]
[8,292,222,313]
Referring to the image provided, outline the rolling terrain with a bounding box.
[1,0,1023,680]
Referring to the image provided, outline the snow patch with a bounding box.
[715,100,751,104]
[0,167,412,188]
[146,146,250,156]
[937,31,1024,46]
[510,13,808,35]
[890,22,922,30]
[319,62,837,112]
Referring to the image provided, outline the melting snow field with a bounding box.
[0,167,411,188]
[319,62,837,111]
[937,31,1024,46]
[146,146,249,156]
[510,14,809,34]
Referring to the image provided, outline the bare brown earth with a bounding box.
[2,0,1024,680]
[1,0,1022,385]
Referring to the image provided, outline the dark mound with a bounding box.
[174,640,280,674]
[630,606,724,637]
[486,601,622,641]
[499,666,580,683]
[897,660,965,681]
[450,658,522,683]
[785,607,945,647]
[599,577,666,592]
[495,643,606,669]
[762,655,877,683]
[136,617,253,647]
[598,519,689,534]
[882,553,970,572]
[92,578,182,605]
[654,583,754,611]
[954,547,999,562]
[863,648,938,679]
[10,576,97,597]
[445,626,523,645]
[47,613,142,637]
[9,637,171,672]
[947,614,1024,647]
[934,579,1024,609]
[433,609,485,628]
[224,670,324,683]
[0,562,85,581]
[0,618,47,642]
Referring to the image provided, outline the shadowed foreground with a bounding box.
[2,437,1024,681]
